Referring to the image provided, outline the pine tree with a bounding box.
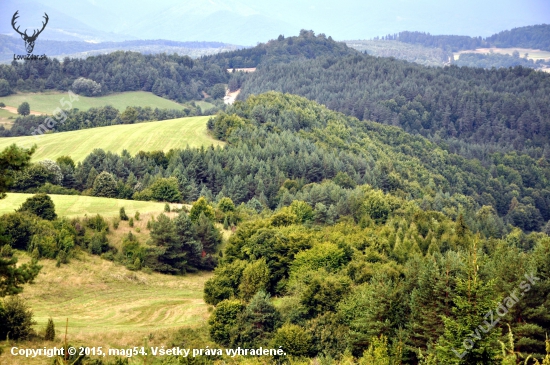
[173,212,202,271]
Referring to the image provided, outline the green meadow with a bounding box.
[0,115,223,162]
[0,91,194,114]
[0,193,173,218]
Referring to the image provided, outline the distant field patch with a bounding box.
[195,100,216,112]
[0,91,190,114]
[0,115,223,162]
[453,47,550,61]
[0,193,171,218]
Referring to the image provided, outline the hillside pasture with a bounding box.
[0,115,223,162]
[0,91,191,114]
[0,193,175,218]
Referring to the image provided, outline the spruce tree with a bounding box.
[44,318,55,341]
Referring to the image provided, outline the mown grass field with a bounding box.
[0,115,223,162]
[20,256,212,335]
[0,195,215,365]
[0,193,173,218]
[0,254,212,365]
[0,108,16,129]
[0,91,191,114]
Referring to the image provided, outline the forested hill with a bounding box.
[203,30,358,69]
[239,54,550,157]
[12,92,541,234]
[383,24,550,51]
[0,52,228,102]
[485,24,550,51]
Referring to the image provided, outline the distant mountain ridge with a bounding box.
[0,35,243,62]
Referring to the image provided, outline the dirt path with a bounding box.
[224,89,240,105]
[2,106,44,115]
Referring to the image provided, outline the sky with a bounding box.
[1,0,549,45]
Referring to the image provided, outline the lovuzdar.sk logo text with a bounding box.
[12,10,49,61]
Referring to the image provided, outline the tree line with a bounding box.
[0,104,207,137]
[0,52,229,103]
[381,24,550,52]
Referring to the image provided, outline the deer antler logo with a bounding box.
[11,11,49,54]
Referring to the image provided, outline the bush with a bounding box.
[164,203,171,212]
[120,207,129,221]
[129,218,134,227]
[1,212,35,250]
[112,217,120,229]
[134,211,140,221]
[272,323,312,357]
[84,214,109,232]
[208,299,245,346]
[44,317,55,341]
[17,193,57,220]
[0,296,36,340]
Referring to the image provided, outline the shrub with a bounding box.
[44,318,55,341]
[112,217,120,230]
[134,211,140,221]
[1,212,35,249]
[0,296,36,340]
[208,299,245,346]
[129,218,134,227]
[120,207,129,221]
[164,203,171,212]
[84,214,109,232]
[17,193,57,220]
[272,323,312,357]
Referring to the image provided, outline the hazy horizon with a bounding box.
[0,0,549,45]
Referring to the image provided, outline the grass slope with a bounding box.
[0,91,190,114]
[0,193,172,218]
[2,253,212,365]
[0,115,223,162]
